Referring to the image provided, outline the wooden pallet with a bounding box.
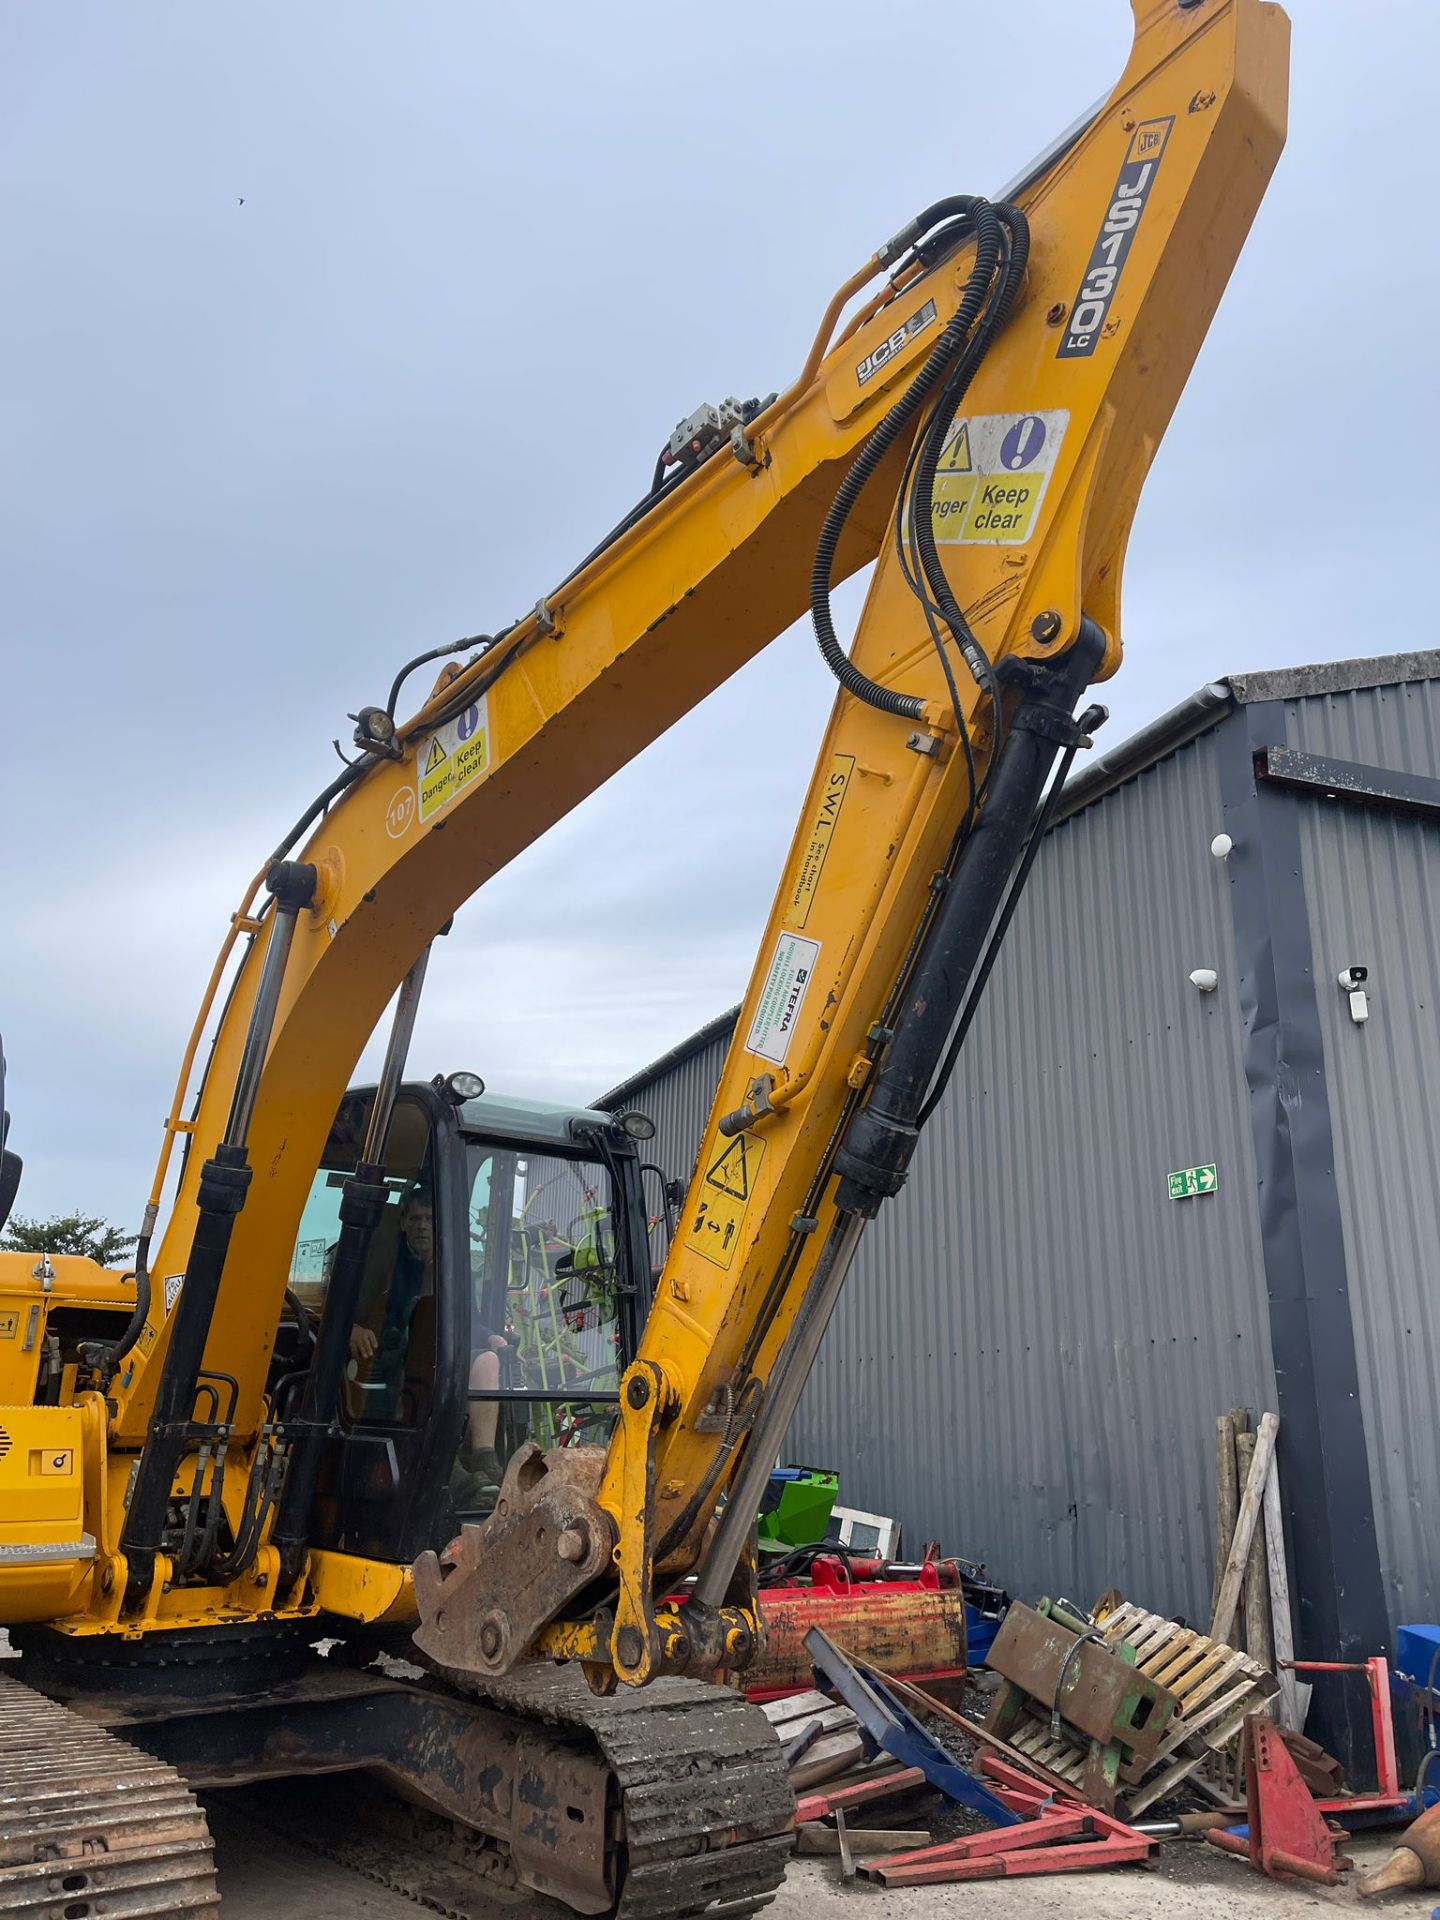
[993,1602,1277,1817]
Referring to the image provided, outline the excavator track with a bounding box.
[2,1633,789,1917]
[236,1659,793,1918]
[459,1663,794,1917]
[0,1669,219,1919]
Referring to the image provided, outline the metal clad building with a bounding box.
[600,652,1440,1735]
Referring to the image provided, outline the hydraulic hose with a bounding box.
[910,205,1031,696]
[810,200,1003,720]
[385,635,491,722]
[76,1240,152,1388]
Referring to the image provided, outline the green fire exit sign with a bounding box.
[1168,1163,1217,1199]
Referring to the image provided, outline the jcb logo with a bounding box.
[856,299,937,387]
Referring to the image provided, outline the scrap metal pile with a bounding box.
[761,1609,1428,1892]
[755,1410,1437,1894]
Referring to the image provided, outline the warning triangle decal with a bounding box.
[425,737,448,773]
[940,420,972,473]
[705,1137,751,1201]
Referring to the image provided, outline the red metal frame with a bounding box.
[860,1755,1154,1886]
[1282,1658,1400,1801]
[1206,1715,1354,1887]
[794,1766,926,1824]
[804,1554,959,1592]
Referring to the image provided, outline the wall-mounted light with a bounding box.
[1210,833,1233,859]
[1189,968,1219,993]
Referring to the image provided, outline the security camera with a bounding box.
[1337,966,1370,1026]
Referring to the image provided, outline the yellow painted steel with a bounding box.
[0,1406,92,1622]
[0,0,1287,1655]
[0,1260,135,1405]
[306,1549,415,1624]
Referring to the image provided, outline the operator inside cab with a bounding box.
[346,1183,434,1410]
[286,1085,633,1545]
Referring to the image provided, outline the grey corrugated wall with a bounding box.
[629,1024,735,1195]
[602,670,1440,1630]
[787,726,1274,1621]
[1286,679,1440,1629]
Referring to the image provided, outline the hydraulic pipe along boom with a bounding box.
[121,860,317,1605]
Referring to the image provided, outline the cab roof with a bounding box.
[455,1089,618,1151]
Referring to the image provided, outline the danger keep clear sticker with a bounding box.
[931,409,1069,546]
[746,932,821,1067]
[419,696,491,824]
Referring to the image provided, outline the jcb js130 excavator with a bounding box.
[0,3,1287,1912]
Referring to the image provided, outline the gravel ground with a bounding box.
[206,1666,1425,1919]
[208,1788,1416,1920]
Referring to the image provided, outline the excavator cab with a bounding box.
[281,1080,655,1567]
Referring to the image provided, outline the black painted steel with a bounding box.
[270,1168,389,1588]
[119,1143,253,1604]
[272,949,432,1588]
[1217,700,1391,1767]
[1257,743,1440,821]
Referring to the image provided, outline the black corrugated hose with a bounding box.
[810,195,1029,720]
[910,204,1030,708]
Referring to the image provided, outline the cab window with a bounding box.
[288,1093,438,1429]
[465,1139,622,1453]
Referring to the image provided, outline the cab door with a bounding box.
[285,1087,466,1564]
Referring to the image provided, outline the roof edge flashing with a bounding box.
[1229,648,1440,705]
[1054,680,1233,825]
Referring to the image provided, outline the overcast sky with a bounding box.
[4,2,1436,1231]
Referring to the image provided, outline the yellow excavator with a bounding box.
[0,3,1288,1912]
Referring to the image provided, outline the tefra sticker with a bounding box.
[746,932,820,1066]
